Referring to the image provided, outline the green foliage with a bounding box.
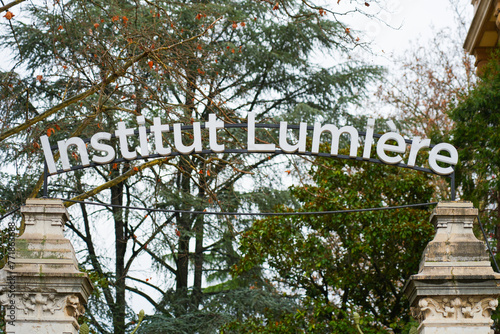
[79,323,90,334]
[451,52,500,219]
[139,287,298,334]
[449,52,500,331]
[78,309,143,334]
[130,310,145,334]
[232,155,435,333]
[0,0,383,332]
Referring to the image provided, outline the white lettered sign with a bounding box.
[40,113,458,176]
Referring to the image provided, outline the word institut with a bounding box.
[40,112,458,176]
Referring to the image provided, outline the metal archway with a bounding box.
[41,122,456,200]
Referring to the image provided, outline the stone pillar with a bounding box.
[0,199,93,334]
[404,201,500,334]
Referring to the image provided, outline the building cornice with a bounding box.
[464,0,497,52]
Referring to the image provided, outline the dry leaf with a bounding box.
[3,11,14,20]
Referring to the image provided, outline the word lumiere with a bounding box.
[40,112,458,176]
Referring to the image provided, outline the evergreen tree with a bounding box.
[0,0,382,332]
[450,53,500,282]
[229,155,435,333]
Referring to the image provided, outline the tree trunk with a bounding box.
[112,181,127,334]
[175,157,193,311]
[193,215,204,308]
[176,213,190,292]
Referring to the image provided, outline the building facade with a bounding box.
[465,0,500,72]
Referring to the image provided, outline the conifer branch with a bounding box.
[66,159,165,207]
[0,54,143,142]
[0,0,25,14]
[0,22,218,142]
[29,111,102,198]
[123,214,176,277]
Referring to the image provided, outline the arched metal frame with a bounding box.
[42,123,456,200]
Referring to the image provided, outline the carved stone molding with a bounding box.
[16,292,65,316]
[24,215,36,226]
[495,0,500,30]
[65,294,85,320]
[51,217,63,227]
[0,199,93,334]
[0,286,78,318]
[411,296,498,322]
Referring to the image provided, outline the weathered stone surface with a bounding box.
[0,199,93,334]
[404,201,500,334]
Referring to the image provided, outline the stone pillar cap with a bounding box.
[405,201,500,306]
[21,198,69,222]
[429,201,478,227]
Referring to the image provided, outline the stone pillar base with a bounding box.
[0,199,93,334]
[404,202,500,334]
[419,326,492,334]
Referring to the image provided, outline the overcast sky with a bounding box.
[363,0,473,63]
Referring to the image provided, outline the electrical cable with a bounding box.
[477,214,500,273]
[4,200,499,274]
[54,198,438,216]
[4,199,499,275]
[0,207,20,221]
